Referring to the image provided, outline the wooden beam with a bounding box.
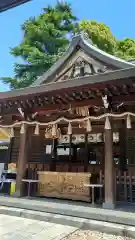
[95,89,102,97]
[87,90,96,99]
[121,84,129,95]
[103,87,112,96]
[54,95,63,104]
[25,99,33,108]
[80,91,92,100]
[55,94,68,104]
[113,94,135,103]
[110,85,120,96]
[132,83,135,90]
[72,92,77,99]
[64,93,74,102]
[8,101,13,107]
[129,84,135,93]
[34,96,40,106]
[38,97,45,106]
[3,115,13,125]
[43,96,50,105]
[20,100,25,108]
[51,96,56,105]
[80,91,87,100]
[26,98,103,114]
[72,92,82,101]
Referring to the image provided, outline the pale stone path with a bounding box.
[0,214,77,240]
[64,229,133,240]
[0,214,134,240]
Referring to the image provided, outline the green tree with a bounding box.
[2,1,77,89]
[115,38,135,60]
[2,5,135,90]
[79,20,117,54]
[80,20,135,60]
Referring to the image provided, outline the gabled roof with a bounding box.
[32,32,135,86]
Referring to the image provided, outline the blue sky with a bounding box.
[0,0,135,91]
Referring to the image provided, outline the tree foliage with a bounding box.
[80,20,135,60]
[79,20,117,55]
[1,2,135,89]
[115,38,135,60]
[2,1,77,89]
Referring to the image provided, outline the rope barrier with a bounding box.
[0,111,134,128]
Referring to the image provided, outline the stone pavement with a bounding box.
[0,196,135,227]
[0,214,77,240]
[1,196,135,238]
[64,230,133,240]
[0,214,133,240]
[1,206,135,238]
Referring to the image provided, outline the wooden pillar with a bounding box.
[84,132,88,172]
[14,124,28,197]
[68,134,72,172]
[119,120,127,170]
[50,138,57,171]
[103,123,115,209]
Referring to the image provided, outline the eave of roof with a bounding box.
[0,0,30,12]
[32,32,135,86]
[128,59,135,64]
[1,67,135,101]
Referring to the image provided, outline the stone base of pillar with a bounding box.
[102,202,115,210]
[13,190,22,198]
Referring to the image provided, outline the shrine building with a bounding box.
[1,33,135,209]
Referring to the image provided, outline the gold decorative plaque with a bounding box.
[38,171,91,202]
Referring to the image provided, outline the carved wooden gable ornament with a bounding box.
[32,32,134,86]
[54,50,110,82]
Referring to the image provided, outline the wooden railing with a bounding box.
[98,169,135,203]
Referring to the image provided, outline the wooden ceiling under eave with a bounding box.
[0,66,135,118]
[0,79,135,117]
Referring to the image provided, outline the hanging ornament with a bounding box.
[67,122,72,135]
[104,116,111,129]
[20,123,25,134]
[86,119,92,132]
[45,128,50,138]
[75,107,89,117]
[57,128,61,139]
[127,115,132,129]
[52,124,57,137]
[34,124,39,135]
[10,127,14,138]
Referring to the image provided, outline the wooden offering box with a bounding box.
[38,171,91,202]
